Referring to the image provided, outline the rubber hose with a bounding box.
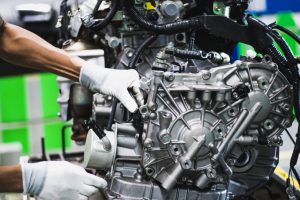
[165,48,210,59]
[92,0,103,16]
[128,34,158,69]
[58,0,69,47]
[124,0,204,34]
[92,0,118,30]
[271,31,296,66]
[248,16,295,67]
[272,24,300,45]
[107,98,118,131]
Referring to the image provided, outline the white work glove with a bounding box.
[21,161,107,200]
[79,61,143,113]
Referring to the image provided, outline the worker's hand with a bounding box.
[79,61,143,113]
[21,161,107,200]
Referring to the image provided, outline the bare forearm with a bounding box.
[0,23,85,81]
[0,165,23,192]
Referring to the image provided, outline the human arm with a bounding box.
[0,165,23,193]
[0,22,84,81]
[0,22,143,112]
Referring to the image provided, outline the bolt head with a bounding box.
[202,71,211,80]
[206,168,217,179]
[126,50,134,58]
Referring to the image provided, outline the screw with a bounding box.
[202,71,211,80]
[149,112,157,120]
[144,139,153,148]
[206,168,217,179]
[126,50,134,58]
[165,72,175,82]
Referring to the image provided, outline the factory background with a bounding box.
[0,0,299,158]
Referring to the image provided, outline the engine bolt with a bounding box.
[228,107,239,117]
[145,167,155,176]
[202,71,211,80]
[272,135,283,145]
[263,119,274,130]
[170,144,181,155]
[165,72,175,82]
[284,120,292,127]
[181,159,192,169]
[280,103,290,112]
[149,112,157,120]
[257,77,269,90]
[206,168,217,179]
[126,50,134,58]
[144,138,153,148]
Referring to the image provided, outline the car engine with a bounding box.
[55,0,299,199]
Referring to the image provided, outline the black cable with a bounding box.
[287,168,292,188]
[128,34,158,69]
[291,131,300,167]
[124,0,205,34]
[284,127,296,145]
[246,16,293,82]
[291,171,296,193]
[263,46,294,84]
[248,16,296,67]
[247,17,300,188]
[291,167,300,186]
[272,30,296,66]
[92,0,103,16]
[165,48,211,60]
[271,24,300,45]
[107,98,118,131]
[248,17,300,124]
[165,48,225,64]
[92,0,118,30]
[58,0,69,47]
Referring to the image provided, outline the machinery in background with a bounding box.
[51,0,300,199]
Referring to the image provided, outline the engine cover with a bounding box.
[72,57,292,199]
[140,59,292,192]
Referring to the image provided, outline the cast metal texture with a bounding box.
[137,58,292,197]
[57,1,294,199]
[87,58,292,200]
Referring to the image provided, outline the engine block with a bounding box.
[140,58,292,191]
[79,58,292,200]
[54,0,298,199]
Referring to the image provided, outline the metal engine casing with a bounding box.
[54,0,294,199]
[82,58,292,200]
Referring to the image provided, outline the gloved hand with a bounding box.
[21,161,107,200]
[79,61,143,113]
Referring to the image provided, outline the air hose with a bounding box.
[165,48,228,64]
[91,0,118,30]
[124,0,205,34]
[128,34,158,69]
[82,0,118,30]
[92,0,103,16]
[270,23,300,45]
[57,0,69,47]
